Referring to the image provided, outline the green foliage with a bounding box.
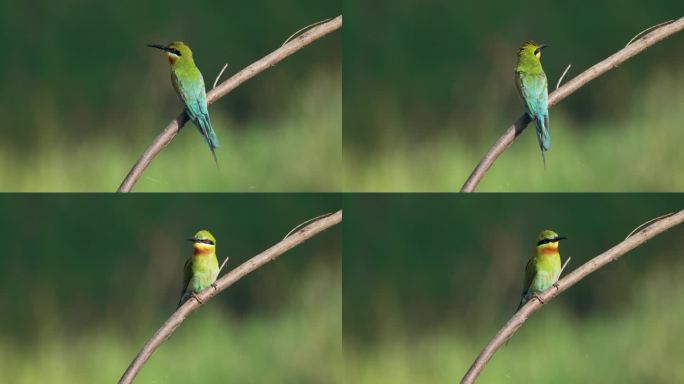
[345,258,684,383]
[0,264,341,384]
[0,70,340,191]
[345,67,684,191]
[344,0,684,191]
[0,1,340,191]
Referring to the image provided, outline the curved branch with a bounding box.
[118,210,342,384]
[117,15,343,192]
[460,17,684,192]
[460,209,684,384]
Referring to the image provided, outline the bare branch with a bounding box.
[460,17,684,192]
[625,211,674,239]
[283,212,333,240]
[555,64,571,90]
[460,210,684,384]
[212,63,228,89]
[117,15,342,192]
[626,19,675,47]
[282,18,333,46]
[560,256,571,274]
[118,210,342,384]
[218,255,230,274]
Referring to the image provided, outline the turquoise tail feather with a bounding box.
[186,106,220,167]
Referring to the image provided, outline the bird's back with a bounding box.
[171,63,220,162]
[515,67,550,153]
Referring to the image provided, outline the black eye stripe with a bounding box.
[537,237,561,245]
[170,48,181,56]
[199,239,214,245]
[534,48,540,55]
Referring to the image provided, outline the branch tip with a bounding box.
[213,63,229,89]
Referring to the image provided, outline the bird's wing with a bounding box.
[519,73,550,151]
[522,255,537,295]
[181,257,193,296]
[173,70,220,155]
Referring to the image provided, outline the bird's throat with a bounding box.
[193,245,215,256]
[166,53,179,66]
[540,246,559,255]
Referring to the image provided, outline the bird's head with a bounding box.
[187,229,216,254]
[518,40,548,63]
[536,229,566,253]
[147,41,193,65]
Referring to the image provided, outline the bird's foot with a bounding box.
[531,293,545,305]
[210,282,218,292]
[191,292,204,305]
[552,282,560,291]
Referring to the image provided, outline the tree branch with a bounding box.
[117,15,342,192]
[460,209,684,384]
[118,210,342,384]
[460,17,684,192]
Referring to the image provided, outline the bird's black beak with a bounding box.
[556,236,567,241]
[148,44,169,52]
[186,237,199,243]
[539,44,549,50]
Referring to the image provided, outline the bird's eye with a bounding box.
[202,239,215,245]
[534,48,540,56]
[171,48,181,56]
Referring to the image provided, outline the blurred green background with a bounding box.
[0,194,341,383]
[344,194,684,383]
[344,1,684,191]
[0,1,340,191]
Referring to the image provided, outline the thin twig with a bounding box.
[460,210,684,384]
[283,212,333,240]
[460,17,684,192]
[625,212,675,239]
[556,64,571,89]
[626,20,675,47]
[213,63,228,89]
[117,15,342,192]
[560,256,571,274]
[118,210,342,384]
[282,18,332,46]
[218,255,230,274]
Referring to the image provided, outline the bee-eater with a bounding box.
[517,230,567,311]
[148,41,220,165]
[178,230,220,307]
[515,41,550,167]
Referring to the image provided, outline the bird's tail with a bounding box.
[194,113,220,168]
[177,290,190,309]
[534,113,550,168]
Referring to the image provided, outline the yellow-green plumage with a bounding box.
[148,41,220,165]
[517,229,566,311]
[178,230,219,307]
[515,41,551,167]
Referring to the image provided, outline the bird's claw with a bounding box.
[532,293,545,305]
[191,292,204,305]
[552,282,560,291]
[210,283,218,292]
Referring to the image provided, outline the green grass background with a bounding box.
[344,194,684,383]
[0,195,341,383]
[344,1,684,191]
[0,1,340,192]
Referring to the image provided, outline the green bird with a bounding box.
[178,230,220,307]
[515,41,550,167]
[148,41,220,165]
[517,230,567,311]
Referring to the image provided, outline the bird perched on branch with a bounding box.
[148,41,220,165]
[178,230,220,308]
[517,230,567,311]
[515,41,550,167]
